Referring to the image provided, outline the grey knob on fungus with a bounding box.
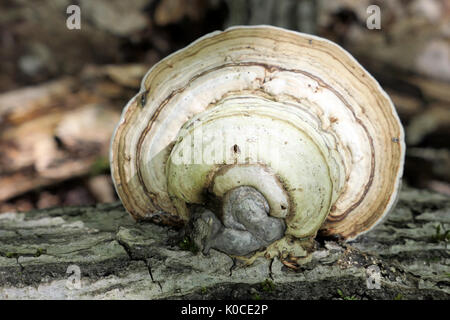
[190,186,285,256]
[110,25,405,267]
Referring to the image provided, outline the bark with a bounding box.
[0,185,448,300]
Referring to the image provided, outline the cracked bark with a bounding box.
[0,186,448,299]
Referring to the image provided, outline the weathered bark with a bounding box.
[0,185,448,300]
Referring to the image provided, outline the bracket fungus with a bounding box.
[110,26,405,266]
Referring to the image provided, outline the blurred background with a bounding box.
[0,0,449,214]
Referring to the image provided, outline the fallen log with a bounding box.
[0,185,448,299]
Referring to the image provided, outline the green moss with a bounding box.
[337,288,358,300]
[2,248,47,259]
[89,156,110,176]
[431,224,450,243]
[251,293,261,300]
[34,248,47,257]
[178,236,199,254]
[200,287,207,295]
[425,256,441,263]
[260,279,275,292]
[394,293,403,300]
[5,252,19,259]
